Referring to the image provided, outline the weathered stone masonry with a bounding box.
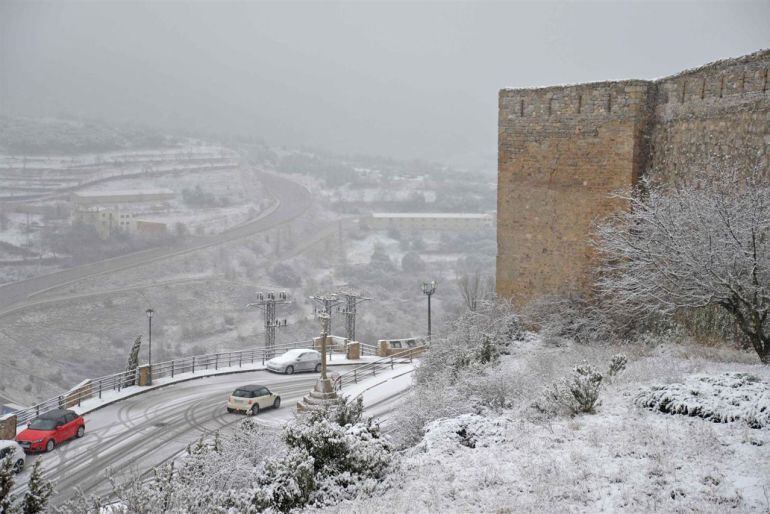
[497,50,770,306]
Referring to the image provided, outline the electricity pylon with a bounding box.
[336,290,371,341]
[309,294,341,335]
[248,291,290,358]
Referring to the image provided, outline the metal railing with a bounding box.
[149,340,314,382]
[6,339,426,428]
[7,340,316,427]
[11,369,139,426]
[333,345,426,392]
[360,343,378,356]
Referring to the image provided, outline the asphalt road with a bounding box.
[14,370,318,505]
[0,170,312,318]
[8,364,413,507]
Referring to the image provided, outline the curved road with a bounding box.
[10,364,413,507]
[0,171,312,318]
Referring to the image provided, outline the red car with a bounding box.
[16,409,85,453]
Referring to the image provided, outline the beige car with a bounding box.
[226,384,281,415]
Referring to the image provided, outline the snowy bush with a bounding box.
[522,293,616,346]
[252,448,316,512]
[417,299,521,385]
[607,353,627,378]
[391,300,524,447]
[636,372,770,429]
[539,363,604,415]
[466,366,520,411]
[269,262,302,287]
[389,374,471,448]
[411,414,512,455]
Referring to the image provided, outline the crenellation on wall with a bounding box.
[498,49,770,306]
[500,80,652,123]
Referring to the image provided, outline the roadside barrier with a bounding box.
[8,340,315,426]
[333,345,426,392]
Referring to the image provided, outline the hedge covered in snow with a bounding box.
[635,372,770,429]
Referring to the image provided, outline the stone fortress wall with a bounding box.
[497,50,770,306]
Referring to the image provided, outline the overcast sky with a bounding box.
[1,1,769,167]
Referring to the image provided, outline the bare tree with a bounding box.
[595,168,769,363]
[457,271,494,312]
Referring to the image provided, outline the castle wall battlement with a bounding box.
[497,50,770,305]
[500,80,651,122]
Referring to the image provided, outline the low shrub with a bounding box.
[540,363,604,415]
[635,372,770,429]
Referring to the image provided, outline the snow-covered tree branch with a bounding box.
[594,168,770,362]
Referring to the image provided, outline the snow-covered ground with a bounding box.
[331,341,770,513]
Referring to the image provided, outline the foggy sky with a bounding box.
[1,1,769,167]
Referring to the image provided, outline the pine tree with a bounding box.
[0,456,16,514]
[20,460,52,514]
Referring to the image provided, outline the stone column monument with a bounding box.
[297,313,340,411]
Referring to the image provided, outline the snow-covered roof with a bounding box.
[370,212,493,219]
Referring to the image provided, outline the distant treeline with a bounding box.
[276,153,357,187]
[0,116,176,155]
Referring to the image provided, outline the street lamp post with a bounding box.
[421,281,437,339]
[318,312,330,380]
[146,308,154,385]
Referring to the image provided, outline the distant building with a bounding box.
[70,188,173,238]
[363,212,495,232]
[71,188,175,207]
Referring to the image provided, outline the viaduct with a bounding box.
[496,49,770,306]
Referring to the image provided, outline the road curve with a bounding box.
[10,364,413,507]
[17,371,318,506]
[0,171,312,318]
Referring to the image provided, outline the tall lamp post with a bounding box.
[421,281,437,339]
[146,308,154,385]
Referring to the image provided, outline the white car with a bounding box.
[266,349,322,375]
[0,440,25,473]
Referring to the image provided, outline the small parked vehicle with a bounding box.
[266,349,322,375]
[0,440,25,473]
[16,409,85,453]
[226,384,281,415]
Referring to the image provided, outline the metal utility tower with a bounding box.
[309,294,341,335]
[248,291,290,358]
[336,290,371,341]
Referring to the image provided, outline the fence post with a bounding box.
[228,353,232,368]
[239,353,242,368]
[171,361,175,379]
[192,356,196,374]
[354,369,357,383]
[98,380,102,399]
[251,351,254,364]
[215,354,219,370]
